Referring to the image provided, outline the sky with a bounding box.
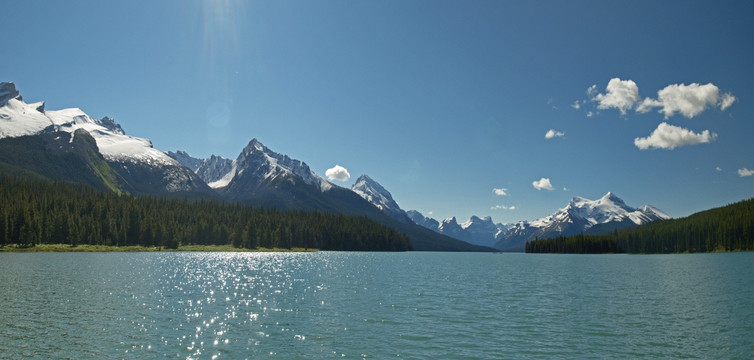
[2,0,753,224]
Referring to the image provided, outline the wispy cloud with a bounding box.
[491,205,516,210]
[545,129,565,139]
[738,168,754,177]
[716,166,722,172]
[720,93,737,111]
[493,187,509,196]
[634,122,717,150]
[586,84,597,96]
[325,165,351,181]
[532,177,554,191]
[571,101,581,110]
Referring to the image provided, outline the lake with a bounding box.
[0,251,752,359]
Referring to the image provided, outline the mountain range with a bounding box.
[0,82,490,251]
[0,81,670,252]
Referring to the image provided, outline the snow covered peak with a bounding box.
[246,138,266,152]
[229,138,333,192]
[167,150,202,171]
[0,84,178,166]
[441,217,459,227]
[351,175,399,211]
[638,205,671,220]
[95,116,125,135]
[461,215,494,229]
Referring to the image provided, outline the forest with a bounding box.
[0,175,412,251]
[526,198,754,254]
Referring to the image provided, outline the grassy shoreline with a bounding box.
[0,244,318,253]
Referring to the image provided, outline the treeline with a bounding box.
[0,175,412,251]
[526,198,754,254]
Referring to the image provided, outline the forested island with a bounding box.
[0,175,412,251]
[526,198,754,254]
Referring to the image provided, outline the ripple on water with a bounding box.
[0,251,752,359]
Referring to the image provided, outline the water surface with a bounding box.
[1,252,752,359]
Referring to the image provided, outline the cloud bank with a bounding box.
[325,165,351,181]
[634,122,717,150]
[532,177,554,191]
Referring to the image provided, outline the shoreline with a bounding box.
[0,244,318,253]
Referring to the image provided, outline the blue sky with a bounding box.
[3,0,753,224]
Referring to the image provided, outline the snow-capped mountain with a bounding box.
[351,175,412,223]
[495,192,670,252]
[0,82,213,195]
[407,210,509,248]
[460,216,508,247]
[167,151,234,185]
[216,138,333,195]
[166,150,202,171]
[406,210,440,230]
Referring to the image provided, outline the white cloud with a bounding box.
[493,187,509,196]
[532,177,554,191]
[634,122,717,150]
[563,187,568,191]
[636,83,737,119]
[491,205,516,211]
[716,166,722,172]
[593,78,640,115]
[586,111,594,118]
[545,129,565,139]
[720,93,737,111]
[325,165,350,181]
[571,101,581,110]
[738,168,754,177]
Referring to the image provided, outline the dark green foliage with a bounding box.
[0,130,129,193]
[0,175,412,251]
[526,199,754,254]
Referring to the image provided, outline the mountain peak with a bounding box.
[95,116,125,135]
[351,174,406,220]
[229,138,333,192]
[0,82,21,104]
[246,138,266,152]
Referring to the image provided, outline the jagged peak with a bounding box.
[244,138,267,152]
[442,216,458,224]
[0,82,21,104]
[95,116,125,135]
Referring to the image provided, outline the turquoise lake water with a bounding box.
[1,251,752,359]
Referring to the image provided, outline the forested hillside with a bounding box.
[0,175,412,251]
[526,198,754,254]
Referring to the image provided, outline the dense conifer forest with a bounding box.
[526,198,754,254]
[0,175,412,251]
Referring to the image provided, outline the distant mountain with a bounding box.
[167,151,234,185]
[0,81,493,251]
[406,210,509,248]
[407,210,440,230]
[176,139,493,252]
[0,82,215,198]
[495,192,670,252]
[351,174,413,223]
